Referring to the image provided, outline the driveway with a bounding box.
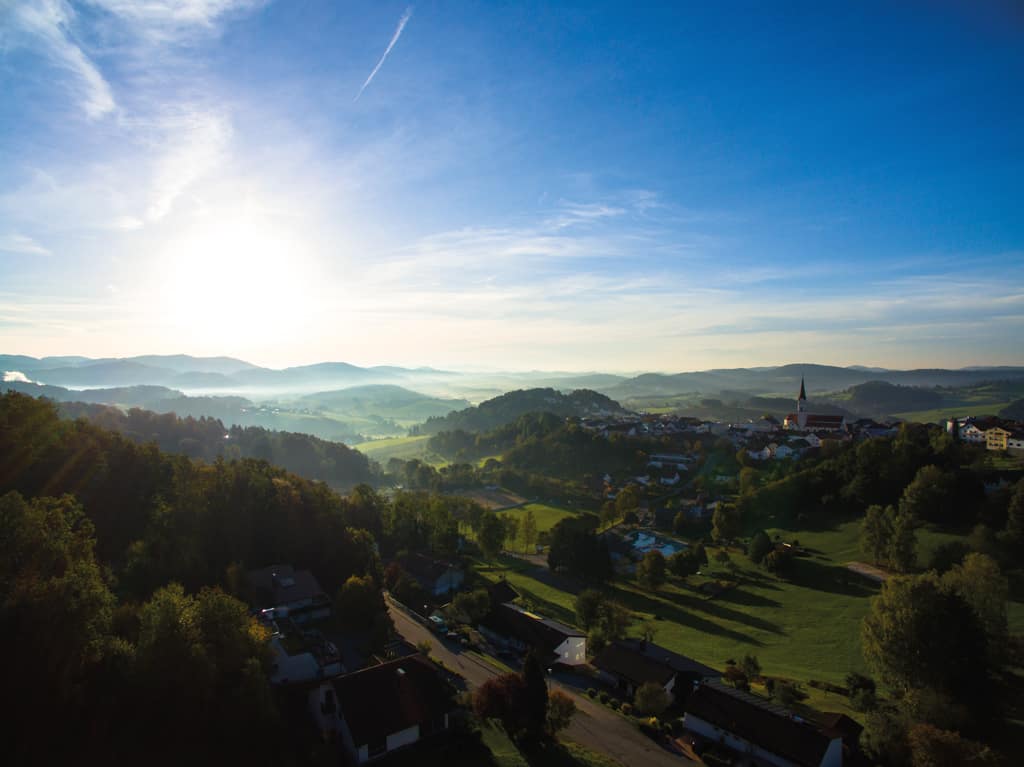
[387,599,696,767]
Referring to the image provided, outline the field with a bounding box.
[498,502,580,531]
[351,435,449,466]
[477,519,1024,689]
[458,488,528,510]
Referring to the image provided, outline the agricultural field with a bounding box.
[351,434,449,466]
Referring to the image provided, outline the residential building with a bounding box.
[683,681,843,767]
[396,553,465,597]
[246,564,331,623]
[485,602,587,666]
[592,639,718,703]
[309,655,455,764]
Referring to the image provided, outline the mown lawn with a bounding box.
[497,503,583,544]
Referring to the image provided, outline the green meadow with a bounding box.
[478,519,1024,689]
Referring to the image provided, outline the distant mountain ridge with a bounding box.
[4,354,1024,402]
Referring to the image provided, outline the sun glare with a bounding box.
[157,210,317,349]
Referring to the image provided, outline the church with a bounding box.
[784,378,846,431]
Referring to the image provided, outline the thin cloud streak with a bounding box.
[355,6,413,101]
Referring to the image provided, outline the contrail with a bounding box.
[355,7,413,101]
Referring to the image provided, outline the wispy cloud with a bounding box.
[355,6,413,101]
[10,0,116,119]
[0,233,50,256]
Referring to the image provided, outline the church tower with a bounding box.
[796,377,808,428]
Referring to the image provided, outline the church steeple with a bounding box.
[798,377,807,402]
[797,377,807,416]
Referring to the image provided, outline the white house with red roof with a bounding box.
[784,378,846,432]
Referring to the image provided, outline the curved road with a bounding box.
[387,599,695,767]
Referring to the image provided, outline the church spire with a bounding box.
[798,377,807,401]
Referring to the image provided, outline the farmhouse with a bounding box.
[683,681,843,767]
[309,655,455,763]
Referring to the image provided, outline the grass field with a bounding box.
[351,435,449,466]
[478,517,1024,692]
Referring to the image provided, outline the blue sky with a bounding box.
[1,0,1022,371]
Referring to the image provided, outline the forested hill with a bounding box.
[0,390,381,763]
[58,400,377,489]
[414,387,628,435]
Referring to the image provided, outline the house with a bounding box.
[683,681,843,767]
[309,655,456,763]
[246,564,331,623]
[486,602,587,666]
[771,444,794,459]
[396,553,465,597]
[265,625,344,685]
[592,639,718,703]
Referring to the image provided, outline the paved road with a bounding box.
[387,600,695,767]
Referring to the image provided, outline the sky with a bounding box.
[0,0,1022,372]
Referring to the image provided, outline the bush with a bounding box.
[609,699,620,710]
[599,691,610,704]
[635,681,672,715]
[851,688,879,713]
[647,717,660,729]
[621,703,633,716]
[587,687,597,698]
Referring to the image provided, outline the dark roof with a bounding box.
[815,712,864,744]
[617,638,719,678]
[486,578,520,606]
[246,564,327,609]
[333,655,454,747]
[396,554,461,586]
[490,602,583,656]
[786,414,845,427]
[685,682,837,767]
[592,642,675,687]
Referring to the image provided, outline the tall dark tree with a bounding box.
[522,649,549,740]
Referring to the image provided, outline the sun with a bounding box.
[156,209,318,350]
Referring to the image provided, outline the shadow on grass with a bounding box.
[609,586,767,646]
[715,588,783,609]
[786,558,879,597]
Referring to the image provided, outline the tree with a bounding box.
[504,516,520,551]
[862,504,894,565]
[889,507,917,572]
[636,550,667,590]
[669,548,700,578]
[546,689,576,734]
[522,650,549,740]
[740,654,761,681]
[474,672,529,737]
[940,553,1007,651]
[861,574,990,710]
[574,589,604,630]
[861,504,916,571]
[453,588,492,624]
[615,485,642,517]
[900,465,956,524]
[748,530,772,564]
[478,511,506,559]
[907,723,1001,767]
[335,574,385,630]
[639,620,657,643]
[634,681,671,715]
[522,509,538,553]
[1004,479,1024,547]
[711,504,741,542]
